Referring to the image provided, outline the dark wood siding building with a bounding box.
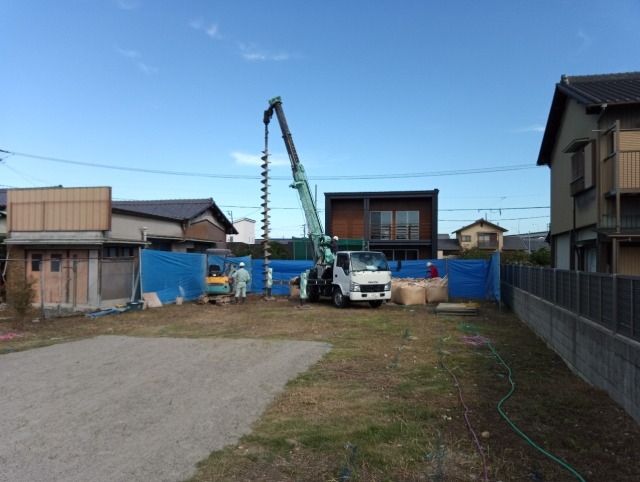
[325,190,439,261]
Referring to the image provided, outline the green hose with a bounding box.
[458,323,586,481]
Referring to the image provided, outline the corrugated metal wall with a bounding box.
[7,187,111,232]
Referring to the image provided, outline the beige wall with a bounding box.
[457,222,504,251]
[110,212,225,244]
[549,100,598,235]
[619,246,640,275]
[7,187,111,232]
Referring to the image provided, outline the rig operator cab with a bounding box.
[205,248,237,302]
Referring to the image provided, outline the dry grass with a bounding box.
[1,296,640,481]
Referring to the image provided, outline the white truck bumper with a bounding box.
[349,291,391,302]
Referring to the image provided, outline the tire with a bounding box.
[369,300,383,308]
[308,288,320,303]
[332,287,349,308]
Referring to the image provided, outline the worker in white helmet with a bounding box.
[231,261,251,304]
[331,235,339,254]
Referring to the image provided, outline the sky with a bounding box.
[1,0,639,240]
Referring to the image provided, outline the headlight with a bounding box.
[350,282,361,292]
[384,282,391,291]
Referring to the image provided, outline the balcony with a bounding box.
[602,128,640,195]
[478,241,499,250]
[600,214,640,229]
[369,223,428,241]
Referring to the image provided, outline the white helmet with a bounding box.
[333,236,339,241]
[239,262,245,267]
[427,262,432,267]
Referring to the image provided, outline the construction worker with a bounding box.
[331,235,339,254]
[426,261,439,279]
[232,261,251,304]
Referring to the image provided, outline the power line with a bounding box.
[441,206,548,212]
[1,148,539,181]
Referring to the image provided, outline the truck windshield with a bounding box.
[350,252,389,272]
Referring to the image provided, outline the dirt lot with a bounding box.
[1,296,640,481]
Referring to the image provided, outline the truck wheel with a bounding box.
[308,288,320,303]
[332,287,349,308]
[369,300,383,308]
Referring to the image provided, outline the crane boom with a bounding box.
[263,96,334,265]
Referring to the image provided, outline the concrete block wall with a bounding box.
[503,284,640,424]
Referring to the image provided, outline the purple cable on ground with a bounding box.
[441,355,489,482]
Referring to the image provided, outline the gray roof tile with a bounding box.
[112,198,215,220]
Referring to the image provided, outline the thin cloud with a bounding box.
[232,152,288,166]
[138,63,158,75]
[116,46,157,74]
[117,0,140,10]
[515,124,545,133]
[577,30,593,51]
[190,18,223,40]
[116,47,140,59]
[206,23,221,39]
[237,43,290,62]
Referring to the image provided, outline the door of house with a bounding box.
[27,250,89,305]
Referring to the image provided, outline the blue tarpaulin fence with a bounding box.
[140,250,500,303]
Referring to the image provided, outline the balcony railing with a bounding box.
[600,214,640,229]
[478,241,499,249]
[370,223,425,241]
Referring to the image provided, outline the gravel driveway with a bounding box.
[0,335,331,482]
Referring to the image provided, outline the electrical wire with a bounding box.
[1,148,539,181]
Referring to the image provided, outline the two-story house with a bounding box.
[453,218,507,252]
[537,72,640,274]
[324,190,439,261]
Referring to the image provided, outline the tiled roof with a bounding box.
[557,72,640,107]
[112,198,217,221]
[438,238,460,251]
[453,218,507,234]
[538,72,640,166]
[0,189,6,208]
[503,235,549,251]
[503,236,528,251]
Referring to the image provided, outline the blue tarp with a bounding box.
[140,250,500,303]
[141,250,206,303]
[252,259,314,295]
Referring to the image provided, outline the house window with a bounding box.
[31,254,43,272]
[51,254,62,272]
[104,247,135,258]
[396,211,419,240]
[392,249,419,261]
[478,233,498,249]
[565,139,594,196]
[370,211,392,240]
[460,235,471,243]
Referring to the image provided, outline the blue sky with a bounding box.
[1,0,639,239]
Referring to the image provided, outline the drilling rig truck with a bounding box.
[263,96,392,308]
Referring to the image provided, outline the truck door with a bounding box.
[333,253,351,294]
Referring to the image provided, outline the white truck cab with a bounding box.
[307,251,392,308]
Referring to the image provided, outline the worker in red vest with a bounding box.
[426,262,439,279]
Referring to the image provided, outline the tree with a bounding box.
[530,247,551,267]
[231,241,291,260]
[457,247,493,261]
[6,276,36,327]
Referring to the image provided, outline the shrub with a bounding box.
[7,276,37,325]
